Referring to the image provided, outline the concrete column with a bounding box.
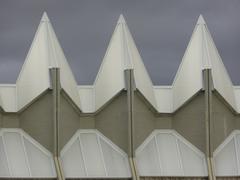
[203,69,215,180]
[50,68,65,180]
[125,69,134,157]
[125,69,139,180]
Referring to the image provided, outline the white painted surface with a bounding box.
[15,12,81,111]
[0,128,56,178]
[93,16,126,110]
[78,86,95,113]
[154,86,173,113]
[213,130,240,176]
[0,85,16,112]
[206,29,237,111]
[60,129,131,178]
[136,129,208,177]
[172,19,204,112]
[93,15,158,111]
[234,87,240,112]
[16,14,51,110]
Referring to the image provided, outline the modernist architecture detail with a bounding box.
[0,12,240,180]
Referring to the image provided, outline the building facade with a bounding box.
[0,13,240,180]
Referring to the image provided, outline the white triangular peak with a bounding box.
[213,130,240,176]
[60,129,131,178]
[122,15,158,109]
[200,17,237,111]
[0,128,56,178]
[16,12,52,109]
[16,12,81,110]
[172,15,237,111]
[172,15,208,111]
[94,14,157,110]
[93,15,128,110]
[135,129,208,177]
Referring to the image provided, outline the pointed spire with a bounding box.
[117,14,126,24]
[197,14,206,25]
[16,11,81,110]
[94,14,157,110]
[41,12,50,22]
[173,14,237,112]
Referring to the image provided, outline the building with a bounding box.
[0,12,240,180]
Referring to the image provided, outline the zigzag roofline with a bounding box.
[0,14,239,114]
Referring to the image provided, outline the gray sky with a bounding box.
[0,0,240,85]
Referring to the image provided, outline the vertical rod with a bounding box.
[128,70,135,157]
[204,69,216,180]
[51,68,65,180]
[52,68,60,156]
[126,69,139,180]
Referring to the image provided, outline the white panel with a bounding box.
[100,138,130,177]
[94,20,125,110]
[16,15,50,110]
[23,138,55,177]
[136,130,207,177]
[0,94,3,109]
[172,25,203,111]
[154,86,173,113]
[205,27,237,111]
[237,134,240,159]
[179,140,207,176]
[61,139,86,177]
[0,129,56,178]
[78,86,95,113]
[16,12,82,111]
[0,85,16,112]
[234,87,240,112]
[61,129,131,178]
[156,133,182,176]
[3,132,29,177]
[136,138,160,176]
[214,139,238,176]
[80,133,106,177]
[0,137,10,177]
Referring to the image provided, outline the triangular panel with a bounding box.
[202,23,237,110]
[16,12,81,110]
[94,15,157,110]
[172,16,205,111]
[172,15,237,112]
[94,15,128,110]
[16,13,51,109]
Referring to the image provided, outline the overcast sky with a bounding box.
[0,0,240,85]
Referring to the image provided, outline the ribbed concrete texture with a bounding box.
[216,177,240,180]
[140,177,208,180]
